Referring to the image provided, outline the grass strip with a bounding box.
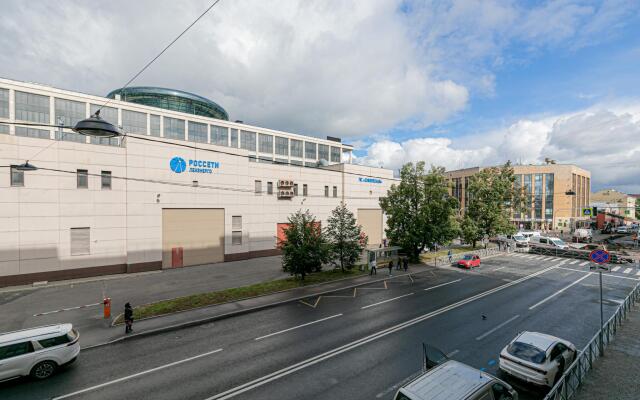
[114,268,366,324]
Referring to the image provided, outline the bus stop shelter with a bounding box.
[365,246,402,270]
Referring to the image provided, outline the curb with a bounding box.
[82,266,438,350]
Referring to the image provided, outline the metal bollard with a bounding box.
[103,297,111,319]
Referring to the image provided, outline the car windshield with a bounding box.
[507,341,546,364]
[551,239,566,246]
[513,235,525,241]
[463,255,473,260]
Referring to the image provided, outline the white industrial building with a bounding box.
[0,78,394,286]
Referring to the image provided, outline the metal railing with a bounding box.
[432,247,502,266]
[543,282,640,400]
[518,245,634,264]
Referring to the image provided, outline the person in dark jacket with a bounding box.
[388,261,393,276]
[124,303,134,334]
[403,257,409,272]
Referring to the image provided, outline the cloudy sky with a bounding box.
[1,0,639,192]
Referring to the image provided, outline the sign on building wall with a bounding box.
[582,207,595,217]
[359,177,382,184]
[170,156,220,174]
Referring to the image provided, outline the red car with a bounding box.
[457,254,481,269]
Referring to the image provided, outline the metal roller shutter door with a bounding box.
[357,209,382,246]
[162,208,225,268]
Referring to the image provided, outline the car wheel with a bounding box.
[30,360,57,380]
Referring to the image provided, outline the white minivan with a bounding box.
[0,324,80,381]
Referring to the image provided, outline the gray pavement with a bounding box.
[2,252,637,400]
[575,303,640,400]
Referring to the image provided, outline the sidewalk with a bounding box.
[575,304,640,400]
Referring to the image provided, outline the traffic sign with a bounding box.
[590,249,610,264]
[582,207,593,217]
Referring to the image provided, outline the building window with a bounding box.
[77,169,88,189]
[318,144,329,161]
[275,137,288,156]
[230,128,239,148]
[303,184,308,196]
[211,125,228,146]
[259,133,273,153]
[267,181,273,195]
[164,117,185,140]
[101,171,112,190]
[70,227,90,256]
[150,114,161,137]
[15,126,51,140]
[15,91,50,123]
[0,124,8,134]
[57,130,86,143]
[232,231,242,246]
[122,109,147,135]
[305,142,317,160]
[293,184,298,196]
[330,147,341,163]
[290,159,303,166]
[55,98,86,127]
[10,166,24,187]
[0,88,9,118]
[324,185,329,197]
[333,186,338,198]
[255,180,262,194]
[290,139,303,158]
[188,121,208,143]
[241,131,256,151]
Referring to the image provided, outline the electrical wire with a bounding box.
[95,0,224,113]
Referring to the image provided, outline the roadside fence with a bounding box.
[516,245,634,264]
[431,247,502,266]
[543,281,640,400]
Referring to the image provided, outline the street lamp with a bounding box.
[15,161,38,171]
[72,110,122,138]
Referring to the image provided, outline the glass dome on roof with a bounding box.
[107,87,228,120]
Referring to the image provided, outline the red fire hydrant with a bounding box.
[103,297,111,319]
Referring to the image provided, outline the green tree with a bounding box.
[380,162,459,262]
[281,210,329,280]
[461,162,525,247]
[326,202,367,272]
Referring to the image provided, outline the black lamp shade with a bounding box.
[73,114,121,138]
[15,161,38,171]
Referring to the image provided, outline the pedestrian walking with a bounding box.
[388,260,393,276]
[403,257,408,272]
[447,249,453,264]
[370,261,377,275]
[124,302,134,334]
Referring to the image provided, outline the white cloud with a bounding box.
[360,103,640,192]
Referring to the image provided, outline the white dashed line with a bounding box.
[636,271,640,276]
[612,266,621,272]
[623,268,632,274]
[423,279,462,291]
[529,273,593,310]
[579,261,589,266]
[475,314,520,341]
[569,260,578,265]
[255,314,343,340]
[361,293,414,309]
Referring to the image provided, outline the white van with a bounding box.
[0,324,80,381]
[394,345,518,400]
[518,231,541,240]
[533,236,569,250]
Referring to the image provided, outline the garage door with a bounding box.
[162,208,225,268]
[358,209,382,246]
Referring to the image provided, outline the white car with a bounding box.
[499,332,576,388]
[0,324,80,381]
[512,234,530,247]
[615,226,629,234]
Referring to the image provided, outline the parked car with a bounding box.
[457,254,481,269]
[512,234,530,247]
[0,324,80,381]
[532,236,569,250]
[572,228,593,243]
[615,225,630,234]
[499,331,576,388]
[518,231,541,240]
[395,345,518,400]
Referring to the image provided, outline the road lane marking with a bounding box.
[636,271,640,276]
[33,302,101,317]
[529,273,593,310]
[580,261,589,266]
[492,267,506,272]
[53,348,224,399]
[623,268,632,274]
[557,266,640,281]
[255,314,343,341]
[423,279,462,291]
[475,315,520,341]
[612,266,621,272]
[569,260,578,265]
[361,293,414,309]
[447,349,460,357]
[204,265,559,400]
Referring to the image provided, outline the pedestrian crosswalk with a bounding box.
[509,252,639,277]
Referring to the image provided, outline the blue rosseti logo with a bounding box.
[170,157,187,173]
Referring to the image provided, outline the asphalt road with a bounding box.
[1,253,637,400]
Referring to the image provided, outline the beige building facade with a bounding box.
[590,189,637,218]
[0,78,394,286]
[446,164,591,230]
